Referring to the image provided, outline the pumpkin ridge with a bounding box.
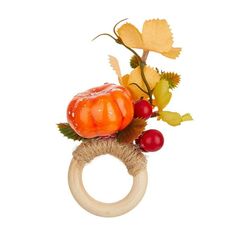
[88,99,97,136]
[67,84,134,138]
[110,92,125,131]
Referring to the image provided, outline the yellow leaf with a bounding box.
[142,19,173,53]
[128,66,160,101]
[160,111,193,126]
[160,111,182,126]
[182,113,193,121]
[153,80,172,111]
[117,23,143,49]
[161,47,182,59]
[108,55,121,79]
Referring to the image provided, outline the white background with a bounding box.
[0,0,236,235]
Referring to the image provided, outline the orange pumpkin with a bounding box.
[67,83,134,138]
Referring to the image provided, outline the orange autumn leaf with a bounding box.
[117,19,181,59]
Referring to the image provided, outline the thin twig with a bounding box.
[139,63,153,104]
[119,43,153,104]
[113,18,128,37]
[129,83,149,94]
[92,33,117,42]
[92,20,154,105]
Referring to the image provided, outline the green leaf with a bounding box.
[117,118,147,143]
[153,80,172,111]
[57,123,85,141]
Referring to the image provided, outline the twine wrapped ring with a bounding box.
[68,138,148,217]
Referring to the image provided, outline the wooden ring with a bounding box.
[68,139,148,217]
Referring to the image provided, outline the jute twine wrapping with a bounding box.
[72,138,147,176]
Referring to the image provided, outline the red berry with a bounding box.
[134,99,152,119]
[137,129,164,152]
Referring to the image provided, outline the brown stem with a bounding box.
[119,43,153,104]
[139,62,153,104]
[141,50,149,63]
[92,33,117,42]
[129,83,149,94]
[121,43,142,62]
[113,18,128,37]
[151,111,159,117]
[92,25,153,104]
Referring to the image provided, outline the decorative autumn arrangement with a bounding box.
[58,18,192,217]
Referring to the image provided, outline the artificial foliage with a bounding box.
[58,18,192,147]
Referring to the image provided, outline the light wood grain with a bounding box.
[68,158,148,217]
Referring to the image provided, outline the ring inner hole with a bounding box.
[82,154,133,203]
